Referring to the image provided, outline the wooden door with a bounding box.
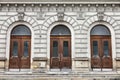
[101,38,112,68]
[91,36,112,69]
[50,36,71,69]
[9,36,31,69]
[9,37,20,69]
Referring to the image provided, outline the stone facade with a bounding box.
[0,1,120,80]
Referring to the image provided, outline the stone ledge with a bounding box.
[74,57,89,61]
[115,57,120,61]
[33,57,48,61]
[0,57,7,61]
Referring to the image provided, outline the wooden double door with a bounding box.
[9,36,31,69]
[91,36,112,69]
[50,36,71,69]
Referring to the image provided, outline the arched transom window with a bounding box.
[90,25,111,35]
[11,25,31,36]
[51,25,71,35]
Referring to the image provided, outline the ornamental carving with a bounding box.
[65,6,72,12]
[26,6,32,12]
[97,12,104,21]
[98,7,104,12]
[49,6,56,12]
[89,7,96,12]
[36,12,45,20]
[9,6,16,12]
[42,6,48,12]
[77,12,85,20]
[34,6,40,12]
[57,12,64,21]
[81,6,88,12]
[73,6,80,12]
[18,12,25,21]
[58,6,64,12]
[18,6,24,12]
[105,7,113,12]
[114,7,120,12]
[0,4,120,12]
[1,6,8,11]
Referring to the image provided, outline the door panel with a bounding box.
[91,39,101,68]
[50,36,71,69]
[91,36,112,69]
[102,39,112,68]
[50,38,60,68]
[61,39,71,69]
[20,39,31,68]
[9,39,20,69]
[9,36,31,69]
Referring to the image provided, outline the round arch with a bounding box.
[80,14,117,70]
[47,21,75,69]
[1,14,39,70]
[6,21,34,69]
[88,21,116,70]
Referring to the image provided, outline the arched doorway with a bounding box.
[90,25,113,69]
[9,25,31,69]
[50,25,71,69]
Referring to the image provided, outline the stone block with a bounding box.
[33,57,47,65]
[0,61,5,68]
[72,78,89,80]
[74,59,89,68]
[116,59,120,68]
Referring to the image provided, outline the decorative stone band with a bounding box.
[33,57,48,61]
[0,57,7,61]
[73,57,89,61]
[115,57,120,61]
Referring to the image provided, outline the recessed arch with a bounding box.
[90,24,113,69]
[1,14,38,70]
[80,14,117,70]
[5,21,35,70]
[46,21,75,70]
[9,24,31,69]
[50,24,72,69]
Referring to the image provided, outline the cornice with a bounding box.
[0,4,120,12]
[0,0,120,4]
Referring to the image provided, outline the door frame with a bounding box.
[87,22,116,71]
[47,22,74,70]
[6,22,34,70]
[90,35,112,69]
[50,35,71,69]
[9,35,31,69]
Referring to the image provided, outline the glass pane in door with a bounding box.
[63,41,69,57]
[23,41,29,57]
[103,41,109,56]
[93,41,98,56]
[12,41,18,56]
[53,41,58,57]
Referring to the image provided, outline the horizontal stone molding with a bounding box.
[115,58,120,61]
[0,57,7,61]
[74,57,89,61]
[33,57,48,61]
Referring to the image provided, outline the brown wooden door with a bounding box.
[9,36,31,69]
[50,36,71,69]
[91,36,112,69]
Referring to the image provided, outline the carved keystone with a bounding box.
[57,12,64,21]
[18,12,25,21]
